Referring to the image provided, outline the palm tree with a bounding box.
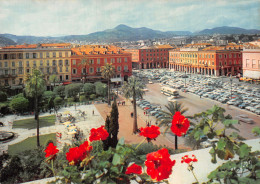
[157,101,188,150]
[49,74,58,91]
[121,76,145,133]
[101,63,115,106]
[25,69,46,147]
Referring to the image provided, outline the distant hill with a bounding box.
[0,25,259,45]
[195,26,260,35]
[0,36,16,47]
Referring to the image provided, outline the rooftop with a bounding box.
[71,45,129,55]
[2,43,71,49]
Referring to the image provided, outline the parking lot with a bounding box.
[133,69,260,141]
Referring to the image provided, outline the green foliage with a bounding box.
[89,94,96,100]
[95,82,107,96]
[53,86,65,98]
[9,97,29,113]
[0,102,10,115]
[109,100,119,148]
[65,83,82,98]
[0,91,7,102]
[54,96,63,107]
[190,105,260,183]
[83,83,95,95]
[79,95,86,102]
[252,127,260,137]
[103,116,111,151]
[67,97,74,103]
[13,93,24,99]
[42,91,56,110]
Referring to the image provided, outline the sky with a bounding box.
[0,0,259,36]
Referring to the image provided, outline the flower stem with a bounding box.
[135,138,146,150]
[51,159,56,177]
[191,169,199,184]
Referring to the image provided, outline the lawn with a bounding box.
[12,115,56,129]
[8,133,56,155]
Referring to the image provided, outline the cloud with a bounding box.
[0,0,259,36]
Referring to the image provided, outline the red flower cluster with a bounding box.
[45,142,59,159]
[171,111,190,137]
[66,141,93,165]
[89,126,109,142]
[181,155,198,165]
[125,163,142,175]
[140,125,160,139]
[145,148,176,181]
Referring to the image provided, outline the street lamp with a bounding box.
[230,77,233,99]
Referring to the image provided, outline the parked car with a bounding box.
[235,115,254,124]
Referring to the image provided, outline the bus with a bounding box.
[161,86,179,98]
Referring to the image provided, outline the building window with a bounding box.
[117,58,121,63]
[19,68,23,74]
[53,52,56,57]
[40,53,43,58]
[47,60,50,66]
[60,75,63,81]
[73,69,77,74]
[12,62,15,67]
[219,54,222,58]
[59,52,62,57]
[59,60,63,66]
[26,53,30,59]
[12,79,15,85]
[4,62,8,67]
[59,67,62,72]
[40,60,43,66]
[46,52,50,58]
[117,66,121,71]
[33,61,36,67]
[27,69,30,73]
[246,59,250,67]
[124,57,127,62]
[12,69,16,75]
[47,68,50,73]
[124,65,128,71]
[65,52,68,57]
[252,60,256,68]
[66,75,69,80]
[104,58,107,64]
[65,60,69,65]
[26,61,29,67]
[52,60,56,66]
[97,58,100,64]
[33,53,37,58]
[89,67,94,73]
[66,67,68,72]
[97,67,101,72]
[19,78,23,84]
[90,59,94,64]
[72,60,76,65]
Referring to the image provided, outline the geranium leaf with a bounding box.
[217,138,226,151]
[239,143,251,158]
[112,153,121,165]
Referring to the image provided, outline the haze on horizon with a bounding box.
[0,0,259,37]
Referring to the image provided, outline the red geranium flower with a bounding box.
[181,155,198,165]
[140,125,160,139]
[125,163,142,175]
[89,126,109,142]
[45,142,59,159]
[171,111,190,137]
[66,141,92,165]
[145,148,176,181]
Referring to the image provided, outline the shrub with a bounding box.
[83,83,95,96]
[65,83,82,98]
[79,95,86,102]
[89,94,96,100]
[0,91,7,102]
[67,97,74,103]
[54,86,65,98]
[94,82,107,97]
[54,96,63,107]
[9,97,29,113]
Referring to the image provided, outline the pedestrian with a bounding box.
[118,101,120,106]
[144,111,146,116]
[92,110,94,115]
[200,94,202,98]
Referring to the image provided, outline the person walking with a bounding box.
[92,110,94,116]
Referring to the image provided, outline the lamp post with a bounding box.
[230,77,233,99]
[184,70,187,87]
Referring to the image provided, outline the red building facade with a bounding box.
[71,45,132,82]
[126,45,173,69]
[169,44,242,76]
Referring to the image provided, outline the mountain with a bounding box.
[1,25,259,45]
[196,26,260,35]
[0,36,16,46]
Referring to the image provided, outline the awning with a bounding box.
[10,85,23,89]
[111,78,122,83]
[63,82,72,85]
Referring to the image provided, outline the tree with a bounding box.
[101,63,115,105]
[109,99,119,148]
[0,91,7,102]
[53,86,65,98]
[9,97,29,113]
[157,101,188,150]
[83,83,95,96]
[121,76,145,133]
[42,91,55,111]
[49,75,58,91]
[94,82,107,97]
[25,69,46,147]
[103,116,111,151]
[65,83,82,98]
[54,96,63,108]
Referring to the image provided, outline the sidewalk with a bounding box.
[95,97,189,149]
